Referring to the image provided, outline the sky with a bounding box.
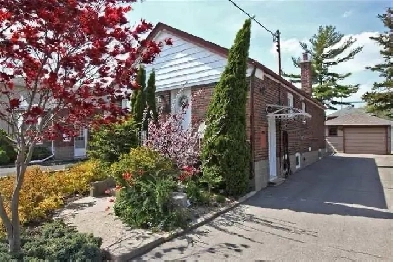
[126,0,390,113]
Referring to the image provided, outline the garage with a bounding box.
[325,110,391,155]
[344,127,388,155]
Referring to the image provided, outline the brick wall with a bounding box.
[255,76,325,160]
[154,73,325,166]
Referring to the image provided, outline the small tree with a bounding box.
[88,118,139,164]
[143,70,158,130]
[201,19,251,197]
[132,65,146,126]
[0,0,170,253]
[363,8,393,118]
[143,92,200,169]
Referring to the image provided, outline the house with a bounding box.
[139,23,327,191]
[0,78,90,161]
[325,107,392,155]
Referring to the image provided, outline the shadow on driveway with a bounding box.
[245,155,393,220]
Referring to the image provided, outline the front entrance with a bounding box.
[171,88,192,130]
[74,128,87,158]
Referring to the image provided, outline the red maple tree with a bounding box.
[0,0,170,252]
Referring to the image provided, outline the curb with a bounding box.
[107,190,257,261]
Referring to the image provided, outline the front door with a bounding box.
[74,128,87,158]
[171,88,192,130]
[268,116,277,181]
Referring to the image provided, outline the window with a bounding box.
[287,93,294,114]
[295,152,301,169]
[302,102,306,113]
[328,126,338,136]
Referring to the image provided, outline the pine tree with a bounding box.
[132,65,146,126]
[201,19,251,197]
[144,70,158,130]
[362,8,393,119]
[285,25,363,110]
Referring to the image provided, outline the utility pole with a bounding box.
[275,30,282,76]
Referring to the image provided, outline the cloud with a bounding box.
[342,10,353,18]
[269,37,307,57]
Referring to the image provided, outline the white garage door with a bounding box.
[344,127,387,155]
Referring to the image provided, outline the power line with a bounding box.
[226,0,282,76]
[227,0,276,37]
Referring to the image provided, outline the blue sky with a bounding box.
[126,0,390,112]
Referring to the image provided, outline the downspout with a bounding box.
[249,64,257,181]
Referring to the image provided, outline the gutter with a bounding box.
[249,64,257,181]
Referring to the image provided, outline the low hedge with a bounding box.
[0,160,108,234]
[0,221,103,261]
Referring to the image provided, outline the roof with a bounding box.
[146,23,325,110]
[327,106,365,118]
[325,112,392,126]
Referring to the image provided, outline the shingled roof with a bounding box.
[325,112,392,126]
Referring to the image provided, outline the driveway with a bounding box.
[137,154,393,261]
[0,163,75,177]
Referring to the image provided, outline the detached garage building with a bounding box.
[326,109,391,155]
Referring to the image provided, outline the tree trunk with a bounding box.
[7,150,29,254]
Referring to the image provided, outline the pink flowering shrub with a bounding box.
[143,90,201,170]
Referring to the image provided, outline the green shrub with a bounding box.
[0,221,103,261]
[31,146,52,161]
[110,146,173,185]
[114,170,189,231]
[214,194,226,204]
[0,130,17,164]
[0,150,10,165]
[88,119,139,164]
[201,19,251,197]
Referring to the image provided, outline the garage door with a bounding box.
[344,127,387,155]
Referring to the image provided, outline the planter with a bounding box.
[90,177,116,197]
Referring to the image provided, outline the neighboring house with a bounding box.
[0,78,90,161]
[325,107,392,155]
[137,23,327,191]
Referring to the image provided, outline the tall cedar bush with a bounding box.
[201,19,251,197]
[132,66,147,126]
[143,70,158,130]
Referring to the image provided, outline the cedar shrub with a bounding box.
[143,70,158,131]
[201,19,251,197]
[132,65,147,126]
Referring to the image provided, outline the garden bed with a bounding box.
[54,194,233,261]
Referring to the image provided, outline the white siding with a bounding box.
[145,31,257,91]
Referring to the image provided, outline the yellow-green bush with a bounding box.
[0,160,108,234]
[110,146,174,184]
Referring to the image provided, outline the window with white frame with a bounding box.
[302,102,306,113]
[287,93,294,114]
[295,152,301,169]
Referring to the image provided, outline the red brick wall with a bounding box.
[190,82,252,140]
[155,73,325,164]
[256,76,325,159]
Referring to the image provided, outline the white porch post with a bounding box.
[268,116,277,181]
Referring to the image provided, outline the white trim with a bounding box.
[295,152,301,169]
[268,116,277,181]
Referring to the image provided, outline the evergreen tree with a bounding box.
[201,19,251,197]
[285,25,363,110]
[132,65,146,126]
[144,70,158,130]
[362,8,393,119]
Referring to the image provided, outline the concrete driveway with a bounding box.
[137,154,393,261]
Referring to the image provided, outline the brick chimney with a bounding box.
[300,53,312,95]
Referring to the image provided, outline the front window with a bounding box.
[328,126,338,136]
